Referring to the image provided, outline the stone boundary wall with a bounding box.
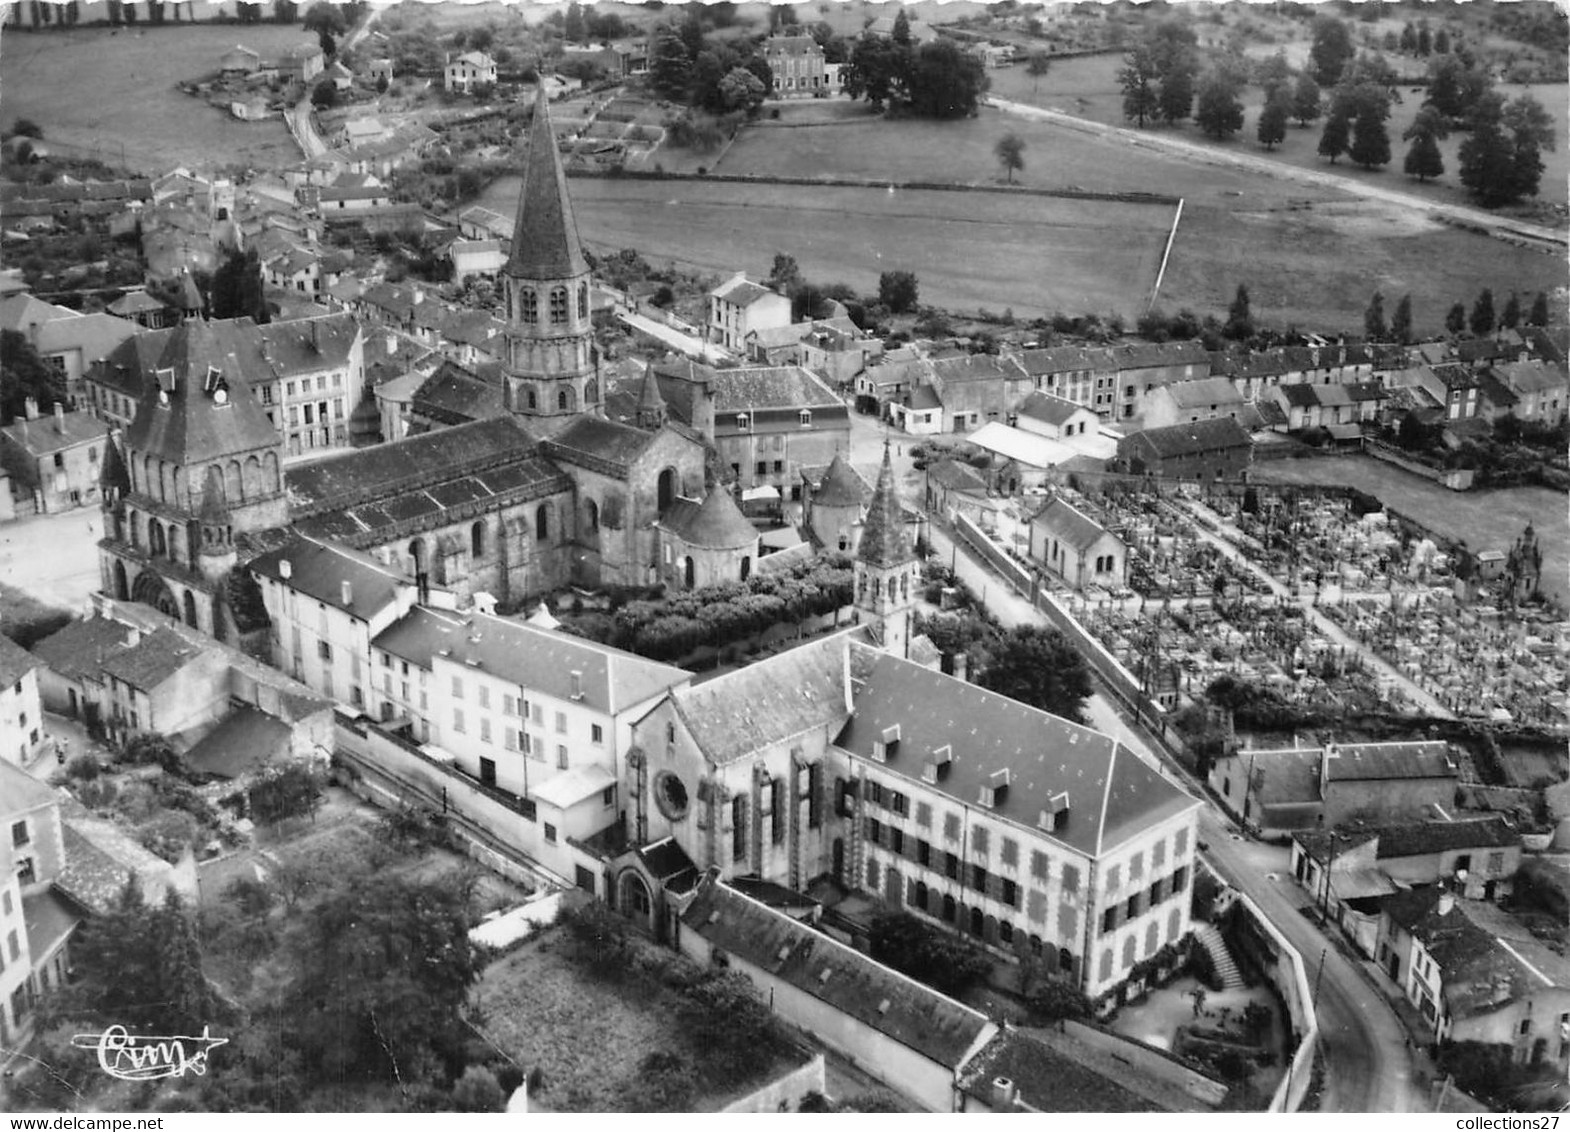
[720,1051,827,1113]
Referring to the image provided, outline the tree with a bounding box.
[318,27,336,58]
[1445,301,1467,336]
[1291,72,1322,127]
[717,66,765,113]
[1026,51,1050,93]
[995,132,1025,182]
[1402,106,1447,181]
[1391,294,1413,343]
[311,78,337,109]
[844,33,909,109]
[209,248,268,323]
[1500,291,1522,331]
[1417,24,1432,55]
[1309,16,1355,87]
[301,0,343,35]
[1317,109,1350,163]
[879,270,918,313]
[1434,27,1450,54]
[8,118,43,140]
[1118,45,1160,128]
[1364,291,1387,341]
[906,39,988,119]
[1529,291,1550,328]
[1027,979,1092,1023]
[977,625,1092,722]
[1425,56,1489,122]
[1255,49,1292,99]
[1225,283,1253,340]
[248,762,325,826]
[452,1066,504,1112]
[1349,101,1391,169]
[891,6,911,45]
[1256,88,1290,150]
[0,330,65,423]
[563,0,585,43]
[281,874,479,1086]
[676,970,778,1084]
[1156,60,1195,126]
[70,879,213,1034]
[767,253,802,295]
[869,912,992,997]
[1399,22,1417,53]
[1458,106,1517,207]
[648,23,692,101]
[1195,74,1244,140]
[1470,288,1495,336]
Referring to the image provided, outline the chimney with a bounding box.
[54,402,65,433]
[280,558,292,580]
[1437,891,1455,916]
[952,652,968,682]
[991,1077,1018,1110]
[341,579,353,607]
[23,397,39,421]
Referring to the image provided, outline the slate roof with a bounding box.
[371,605,467,669]
[255,313,359,373]
[1322,740,1456,782]
[708,365,843,413]
[1030,496,1111,551]
[544,415,659,472]
[813,453,869,508]
[23,887,82,962]
[56,818,177,914]
[1124,417,1252,459]
[409,360,506,426]
[682,877,995,1070]
[249,534,411,620]
[762,35,823,56]
[0,410,108,458]
[927,457,989,495]
[1277,384,1319,408]
[660,489,757,550]
[504,87,588,281]
[838,646,1199,857]
[670,632,852,767]
[1017,391,1087,427]
[711,275,778,308]
[107,290,168,317]
[123,320,282,465]
[957,1027,1172,1112]
[182,705,292,780]
[1310,815,1521,862]
[0,759,57,815]
[100,627,206,692]
[856,444,914,569]
[0,633,36,686]
[1497,359,1568,396]
[423,612,689,715]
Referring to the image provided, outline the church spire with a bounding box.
[503,85,588,281]
[857,439,914,569]
[635,364,667,430]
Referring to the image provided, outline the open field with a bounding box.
[1250,456,1568,607]
[1,25,315,173]
[485,173,1176,317]
[579,98,1565,330]
[985,53,1570,211]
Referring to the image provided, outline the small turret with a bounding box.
[197,464,236,581]
[635,365,667,431]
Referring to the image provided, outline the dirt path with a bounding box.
[986,96,1566,250]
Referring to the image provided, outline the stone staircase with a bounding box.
[1194,923,1245,990]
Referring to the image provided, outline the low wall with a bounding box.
[1365,438,1474,490]
[1060,1021,1228,1107]
[953,512,1033,594]
[1037,590,1166,726]
[721,1051,827,1113]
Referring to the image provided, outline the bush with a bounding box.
[76,778,118,809]
[869,911,993,997]
[1027,978,1092,1022]
[224,876,276,918]
[632,1050,697,1110]
[452,1065,504,1113]
[65,754,101,781]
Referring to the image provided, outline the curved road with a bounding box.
[921,514,1427,1112]
[987,95,1566,250]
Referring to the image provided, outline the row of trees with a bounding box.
[843,10,989,120]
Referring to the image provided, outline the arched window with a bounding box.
[471,521,485,558]
[683,556,695,588]
[942,894,957,923]
[657,468,676,513]
[535,504,550,541]
[915,881,928,909]
[577,282,589,319]
[969,906,984,937]
[584,499,599,533]
[182,590,199,629]
[1059,947,1075,972]
[549,287,568,324]
[558,389,569,411]
[584,377,598,406]
[527,388,538,410]
[740,555,751,582]
[520,289,538,324]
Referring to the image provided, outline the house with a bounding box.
[706,273,791,353]
[1374,889,1570,1068]
[1106,342,1213,422]
[1138,376,1248,430]
[367,58,395,83]
[920,353,1029,434]
[1414,363,1483,422]
[1495,359,1569,424]
[654,487,760,589]
[966,421,1079,493]
[745,317,881,389]
[325,59,354,92]
[315,181,393,214]
[445,51,497,93]
[1029,495,1127,592]
[448,238,505,284]
[220,44,262,74]
[1015,391,1098,442]
[0,293,140,396]
[333,117,392,151]
[0,403,111,514]
[277,43,326,86]
[1209,740,1460,838]
[762,35,828,98]
[1115,418,1253,482]
[923,457,994,528]
[0,634,44,768]
[679,876,997,1112]
[366,608,691,883]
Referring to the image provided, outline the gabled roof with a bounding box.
[0,759,57,817]
[0,410,108,457]
[31,616,141,685]
[543,415,660,473]
[1017,390,1089,427]
[838,646,1199,857]
[503,86,587,281]
[409,359,506,426]
[926,457,989,495]
[249,533,412,620]
[1030,496,1112,551]
[256,312,359,373]
[1124,417,1252,459]
[99,627,206,692]
[682,877,995,1070]
[1161,376,1244,409]
[1322,740,1455,782]
[531,763,616,810]
[708,365,843,413]
[710,275,780,308]
[670,632,852,767]
[660,488,757,550]
[182,705,292,780]
[56,817,181,914]
[856,443,914,569]
[0,633,37,687]
[1497,358,1568,395]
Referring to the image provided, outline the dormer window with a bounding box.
[736,413,750,431]
[799,409,812,427]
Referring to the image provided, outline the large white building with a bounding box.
[0,636,43,768]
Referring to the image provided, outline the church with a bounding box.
[98,87,715,627]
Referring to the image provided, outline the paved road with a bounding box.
[615,307,732,365]
[986,95,1567,250]
[924,514,1429,1112]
